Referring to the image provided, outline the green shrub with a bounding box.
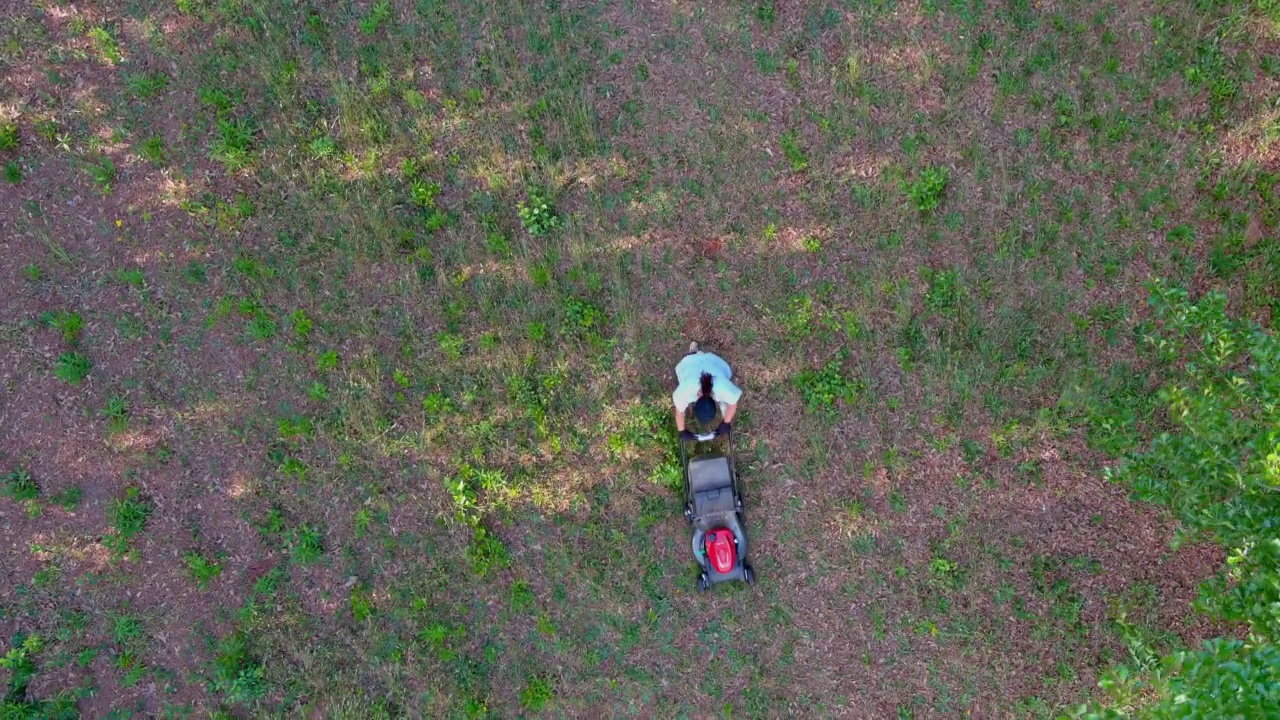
[3,468,38,503]
[468,526,509,576]
[53,352,92,384]
[780,129,809,171]
[49,486,82,510]
[905,166,948,213]
[102,396,129,433]
[349,584,374,621]
[289,524,324,564]
[184,552,224,589]
[795,355,861,414]
[518,192,559,237]
[85,156,117,191]
[1081,281,1280,717]
[40,310,84,343]
[105,487,152,555]
[924,268,963,314]
[210,116,255,171]
[520,675,554,711]
[0,120,17,151]
[210,632,265,705]
[2,633,41,703]
[358,0,392,34]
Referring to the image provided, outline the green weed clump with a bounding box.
[358,0,392,34]
[40,310,84,343]
[3,467,41,518]
[0,120,17,151]
[924,268,963,314]
[185,551,224,589]
[906,166,949,213]
[210,632,266,706]
[210,116,256,171]
[795,354,861,414]
[85,156,117,192]
[125,71,168,99]
[53,352,92,384]
[518,191,560,237]
[1082,282,1280,717]
[3,468,38,503]
[2,632,79,715]
[403,161,451,233]
[102,396,129,433]
[49,486,82,510]
[520,675,554,711]
[780,129,809,172]
[105,487,152,556]
[443,466,511,576]
[289,524,324,565]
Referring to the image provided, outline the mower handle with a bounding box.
[678,426,732,445]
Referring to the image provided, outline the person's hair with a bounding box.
[694,396,717,424]
[699,372,714,398]
[694,373,717,424]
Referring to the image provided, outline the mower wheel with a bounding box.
[698,573,709,593]
[744,565,754,587]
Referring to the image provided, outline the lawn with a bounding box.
[1,0,1277,717]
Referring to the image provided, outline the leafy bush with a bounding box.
[0,633,76,718]
[289,524,324,564]
[40,310,84,343]
[563,297,606,336]
[316,349,339,372]
[518,192,559,237]
[290,309,313,343]
[795,354,861,414]
[520,675,554,711]
[53,352,92,384]
[49,486,82,510]
[210,632,265,705]
[349,584,374,621]
[780,129,808,172]
[358,0,392,34]
[105,487,152,555]
[85,156,117,191]
[125,71,168,99]
[409,178,441,208]
[468,526,509,576]
[924,268,963,314]
[905,166,949,213]
[3,468,38,503]
[1080,281,1280,717]
[184,551,224,589]
[0,120,18,151]
[210,116,256,171]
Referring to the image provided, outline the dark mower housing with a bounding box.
[681,429,754,591]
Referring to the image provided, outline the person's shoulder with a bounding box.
[672,378,696,403]
[701,351,731,367]
[714,374,742,398]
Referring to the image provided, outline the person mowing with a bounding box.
[673,342,742,441]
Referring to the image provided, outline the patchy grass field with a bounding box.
[2,0,1278,716]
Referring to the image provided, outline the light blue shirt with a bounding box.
[672,352,743,410]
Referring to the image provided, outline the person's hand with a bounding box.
[679,430,697,442]
[715,422,732,437]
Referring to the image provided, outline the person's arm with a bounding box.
[723,403,737,423]
[674,405,686,432]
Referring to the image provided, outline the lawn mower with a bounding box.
[680,428,754,591]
